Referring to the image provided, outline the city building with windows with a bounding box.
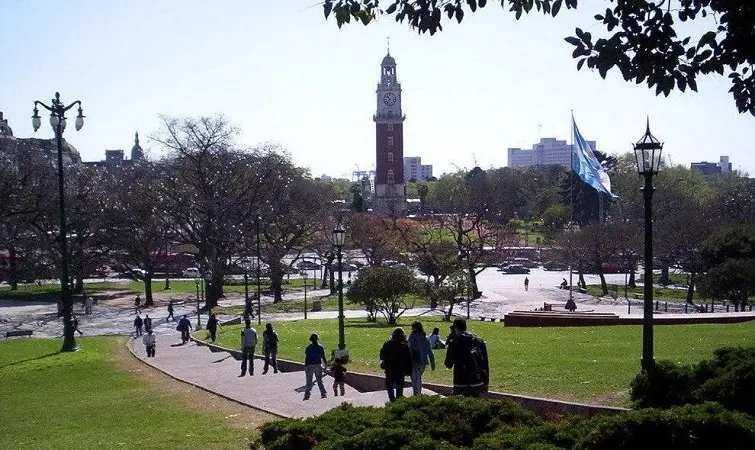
[403,156,433,181]
[691,156,732,175]
[508,137,597,169]
[83,132,144,170]
[0,111,81,165]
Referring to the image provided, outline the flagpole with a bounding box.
[569,111,574,304]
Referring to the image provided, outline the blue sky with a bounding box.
[2,0,753,178]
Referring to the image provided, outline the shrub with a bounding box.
[630,360,697,408]
[571,402,755,450]
[694,347,755,416]
[316,427,461,450]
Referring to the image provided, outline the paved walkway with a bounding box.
[127,329,422,419]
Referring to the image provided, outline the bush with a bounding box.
[630,360,697,409]
[630,347,755,415]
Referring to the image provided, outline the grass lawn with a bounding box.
[585,283,699,302]
[0,336,273,449]
[212,317,755,406]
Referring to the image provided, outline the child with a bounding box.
[331,359,347,396]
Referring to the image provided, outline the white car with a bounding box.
[182,267,201,278]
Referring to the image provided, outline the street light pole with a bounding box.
[303,271,308,320]
[333,222,346,350]
[633,119,663,372]
[244,262,250,319]
[31,92,85,352]
[255,215,262,325]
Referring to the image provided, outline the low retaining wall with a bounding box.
[505,311,755,327]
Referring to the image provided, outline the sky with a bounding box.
[2,0,754,179]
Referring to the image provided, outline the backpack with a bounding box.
[464,334,489,389]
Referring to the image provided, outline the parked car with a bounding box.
[182,267,200,278]
[502,264,530,274]
[296,260,322,270]
[542,260,569,271]
[382,260,407,268]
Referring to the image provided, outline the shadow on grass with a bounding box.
[0,352,59,370]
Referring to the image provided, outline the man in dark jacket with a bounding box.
[444,318,489,397]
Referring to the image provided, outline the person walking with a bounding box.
[72,315,83,336]
[408,321,436,395]
[303,333,328,400]
[143,315,153,333]
[444,318,489,397]
[134,294,141,314]
[240,320,257,376]
[330,359,347,397]
[206,313,219,343]
[167,300,175,321]
[133,315,143,337]
[84,296,94,316]
[261,323,279,374]
[428,327,446,349]
[524,277,529,292]
[143,329,156,357]
[177,315,192,343]
[379,327,412,402]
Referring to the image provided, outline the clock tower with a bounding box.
[373,50,406,214]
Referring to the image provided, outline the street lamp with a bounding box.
[195,277,200,325]
[303,271,308,320]
[333,222,346,350]
[32,92,84,352]
[242,258,252,319]
[633,118,663,371]
[255,215,262,325]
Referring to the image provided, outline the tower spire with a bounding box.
[387,36,390,55]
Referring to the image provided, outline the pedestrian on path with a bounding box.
[167,300,175,321]
[262,323,278,374]
[408,321,435,395]
[143,329,156,357]
[72,315,83,335]
[428,327,446,349]
[444,318,489,397]
[134,294,141,314]
[303,333,327,400]
[206,313,219,343]
[330,359,346,397]
[524,277,529,292]
[144,315,153,333]
[84,296,94,315]
[134,315,143,337]
[240,320,257,376]
[177,315,192,343]
[379,327,412,402]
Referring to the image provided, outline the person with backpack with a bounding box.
[408,321,435,395]
[143,314,153,333]
[240,320,257,376]
[261,323,279,374]
[379,327,412,402]
[177,315,192,343]
[444,317,489,397]
[133,315,143,337]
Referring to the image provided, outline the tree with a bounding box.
[699,225,755,311]
[345,212,402,267]
[323,0,755,116]
[347,266,422,323]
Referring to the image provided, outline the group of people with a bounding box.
[239,321,281,377]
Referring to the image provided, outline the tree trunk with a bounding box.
[74,276,84,294]
[686,272,696,303]
[578,272,586,290]
[468,268,481,299]
[8,247,18,290]
[205,275,223,309]
[599,272,608,296]
[329,267,336,294]
[144,275,154,307]
[659,265,670,285]
[628,270,637,288]
[269,262,284,303]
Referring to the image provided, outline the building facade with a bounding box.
[373,51,406,214]
[403,156,433,181]
[0,111,82,165]
[508,137,597,169]
[691,156,732,175]
[83,132,144,170]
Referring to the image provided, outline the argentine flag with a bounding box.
[571,117,616,197]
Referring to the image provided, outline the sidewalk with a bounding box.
[127,329,415,419]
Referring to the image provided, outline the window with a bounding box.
[387,170,394,184]
[387,136,394,147]
[387,124,394,132]
[387,152,393,163]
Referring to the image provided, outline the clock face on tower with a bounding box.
[383,92,397,106]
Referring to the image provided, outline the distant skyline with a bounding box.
[2,1,753,179]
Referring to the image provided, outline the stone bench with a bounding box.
[5,329,33,338]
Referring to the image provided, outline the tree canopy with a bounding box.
[323,0,755,116]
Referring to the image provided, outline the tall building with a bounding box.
[403,156,433,181]
[373,50,406,214]
[691,156,732,175]
[508,137,597,169]
[83,132,145,170]
[0,110,81,165]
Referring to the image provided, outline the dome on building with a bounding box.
[381,52,396,66]
[131,131,144,160]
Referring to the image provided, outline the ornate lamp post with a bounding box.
[31,92,85,352]
[333,222,346,350]
[255,215,262,325]
[242,258,252,319]
[303,271,309,320]
[633,119,663,371]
